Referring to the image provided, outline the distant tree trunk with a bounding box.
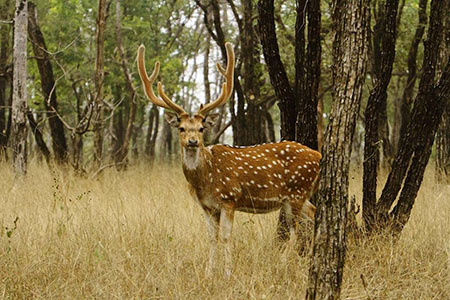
[0,0,12,160]
[93,0,107,169]
[363,0,400,232]
[28,2,68,164]
[27,110,50,164]
[398,0,427,150]
[375,0,448,233]
[258,0,297,142]
[145,105,159,160]
[435,1,450,182]
[115,0,136,167]
[305,0,370,298]
[11,0,28,176]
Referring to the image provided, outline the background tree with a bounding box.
[11,0,29,175]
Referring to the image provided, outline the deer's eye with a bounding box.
[199,127,205,133]
[179,127,186,132]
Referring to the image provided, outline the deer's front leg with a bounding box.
[204,208,220,277]
[219,206,235,277]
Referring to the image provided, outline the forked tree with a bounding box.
[137,43,321,276]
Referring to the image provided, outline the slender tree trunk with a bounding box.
[11,0,28,176]
[145,105,159,160]
[115,0,136,166]
[93,0,107,169]
[0,0,12,160]
[28,2,68,164]
[27,110,50,164]
[363,0,399,232]
[398,0,427,149]
[305,0,370,298]
[435,0,450,182]
[376,0,447,233]
[258,0,297,142]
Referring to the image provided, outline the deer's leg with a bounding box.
[301,199,316,221]
[282,200,297,243]
[204,209,220,277]
[219,206,235,277]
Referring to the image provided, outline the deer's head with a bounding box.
[137,43,235,155]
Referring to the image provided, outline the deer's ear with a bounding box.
[164,112,180,127]
[203,113,220,128]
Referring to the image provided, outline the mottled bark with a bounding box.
[11,0,28,175]
[0,0,12,159]
[28,2,68,164]
[435,0,450,182]
[398,0,427,149]
[27,110,50,163]
[305,0,370,298]
[258,0,297,142]
[363,0,399,232]
[93,0,107,169]
[115,0,136,166]
[377,0,447,232]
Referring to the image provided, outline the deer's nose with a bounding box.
[187,139,198,147]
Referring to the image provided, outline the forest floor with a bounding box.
[0,161,449,299]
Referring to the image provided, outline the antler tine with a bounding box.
[157,82,187,115]
[197,42,235,117]
[137,45,186,115]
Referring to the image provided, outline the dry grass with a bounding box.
[0,161,449,299]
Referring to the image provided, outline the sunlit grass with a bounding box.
[0,161,448,299]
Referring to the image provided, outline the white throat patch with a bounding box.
[183,147,200,170]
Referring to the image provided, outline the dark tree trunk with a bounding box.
[376,0,447,233]
[115,0,136,166]
[0,0,12,160]
[305,0,370,298]
[258,0,297,142]
[363,0,400,232]
[27,110,50,164]
[145,105,159,160]
[435,1,450,182]
[93,0,107,169]
[28,2,68,164]
[398,0,428,150]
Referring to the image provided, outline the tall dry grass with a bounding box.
[0,161,449,299]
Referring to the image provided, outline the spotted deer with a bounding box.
[137,43,321,276]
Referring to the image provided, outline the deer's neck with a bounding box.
[181,146,212,188]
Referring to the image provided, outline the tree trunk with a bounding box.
[27,109,50,164]
[0,0,12,160]
[398,0,427,150]
[305,0,370,298]
[93,0,107,169]
[363,0,400,232]
[435,1,450,182]
[11,0,28,176]
[258,0,297,142]
[145,105,159,160]
[28,2,68,164]
[376,0,447,233]
[115,0,136,166]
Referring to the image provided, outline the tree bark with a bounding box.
[11,0,28,176]
[27,1,68,164]
[93,0,107,169]
[0,0,12,160]
[115,0,136,166]
[397,0,428,151]
[27,110,50,164]
[363,0,399,232]
[305,0,370,298]
[258,0,297,142]
[435,0,450,182]
[145,105,159,160]
[376,0,447,233]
